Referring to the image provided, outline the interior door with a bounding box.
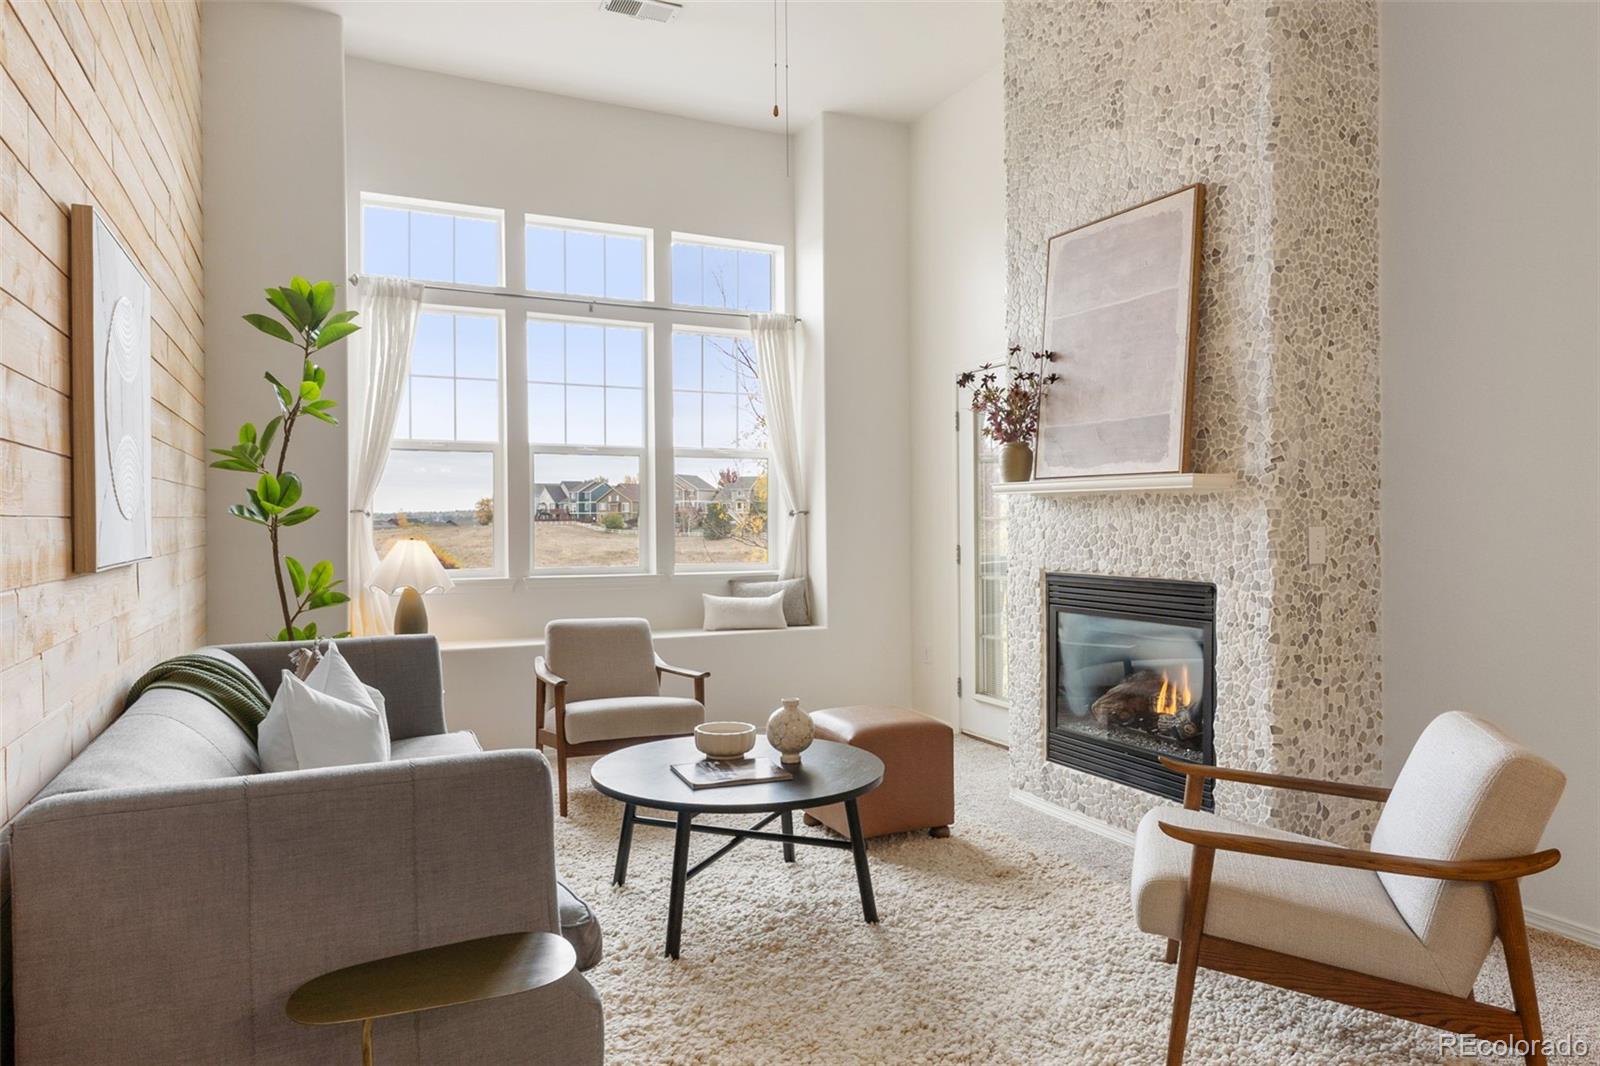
[956,410,1010,745]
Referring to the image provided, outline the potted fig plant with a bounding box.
[956,346,1059,482]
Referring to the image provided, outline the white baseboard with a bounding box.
[1008,788,1135,846]
[1525,906,1600,949]
[1008,790,1600,951]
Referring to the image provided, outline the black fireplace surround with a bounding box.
[1045,573,1216,809]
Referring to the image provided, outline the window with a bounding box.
[975,436,1008,700]
[528,316,649,572]
[362,195,504,286]
[671,328,770,569]
[372,308,504,575]
[526,215,650,301]
[670,235,777,312]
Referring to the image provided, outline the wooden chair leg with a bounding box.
[1165,939,1178,964]
[1167,846,1216,1066]
[1492,880,1547,1066]
[557,749,569,818]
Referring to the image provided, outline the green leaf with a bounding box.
[286,556,307,597]
[315,321,359,349]
[275,626,295,642]
[329,630,353,639]
[248,487,283,517]
[298,379,321,402]
[240,423,257,444]
[277,472,303,508]
[210,458,258,472]
[256,473,281,504]
[323,310,359,329]
[309,281,335,326]
[302,621,319,640]
[264,287,300,328]
[264,371,294,412]
[308,560,334,591]
[228,502,269,525]
[289,276,313,298]
[282,287,314,331]
[260,415,283,455]
[308,589,350,610]
[280,505,320,527]
[303,406,339,425]
[243,313,294,344]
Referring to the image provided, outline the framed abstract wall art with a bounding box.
[70,203,153,572]
[1033,184,1205,480]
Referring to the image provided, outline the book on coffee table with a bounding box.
[671,757,794,790]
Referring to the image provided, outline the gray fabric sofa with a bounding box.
[6,635,603,1066]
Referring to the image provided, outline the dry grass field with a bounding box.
[376,521,767,570]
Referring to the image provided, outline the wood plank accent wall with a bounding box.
[0,0,203,823]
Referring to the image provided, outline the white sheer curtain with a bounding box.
[749,313,808,579]
[348,276,423,635]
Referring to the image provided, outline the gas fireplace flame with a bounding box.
[1154,665,1193,717]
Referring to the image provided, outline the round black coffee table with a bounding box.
[590,736,885,958]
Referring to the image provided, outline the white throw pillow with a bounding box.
[258,649,391,773]
[702,590,788,632]
[305,643,390,736]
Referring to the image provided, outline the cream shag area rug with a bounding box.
[551,738,1600,1065]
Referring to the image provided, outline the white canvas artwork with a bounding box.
[1034,185,1204,479]
[71,204,153,572]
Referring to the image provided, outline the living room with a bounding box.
[1,0,1597,1063]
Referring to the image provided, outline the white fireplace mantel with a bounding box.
[993,472,1238,497]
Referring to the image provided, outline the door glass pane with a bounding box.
[975,435,1008,700]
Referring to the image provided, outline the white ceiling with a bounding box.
[293,0,1002,131]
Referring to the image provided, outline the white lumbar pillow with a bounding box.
[702,590,788,632]
[258,646,390,773]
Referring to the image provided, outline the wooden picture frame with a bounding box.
[1033,184,1205,480]
[70,203,153,572]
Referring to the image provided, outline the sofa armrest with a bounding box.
[10,750,565,1063]
[222,634,447,740]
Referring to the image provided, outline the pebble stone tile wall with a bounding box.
[1003,0,1382,844]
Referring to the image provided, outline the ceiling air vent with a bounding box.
[599,0,681,23]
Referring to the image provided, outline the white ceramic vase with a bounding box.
[765,697,814,765]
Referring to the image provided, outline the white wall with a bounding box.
[1381,1,1600,939]
[203,2,349,644]
[906,68,1005,726]
[341,60,914,738]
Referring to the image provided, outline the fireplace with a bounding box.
[1045,573,1216,808]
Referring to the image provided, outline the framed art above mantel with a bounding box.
[1033,184,1205,481]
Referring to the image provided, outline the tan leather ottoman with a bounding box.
[803,705,954,839]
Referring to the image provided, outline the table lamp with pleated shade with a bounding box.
[371,538,454,634]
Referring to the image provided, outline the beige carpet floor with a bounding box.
[551,737,1600,1065]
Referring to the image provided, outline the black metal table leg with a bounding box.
[780,810,796,863]
[665,810,693,958]
[613,803,636,886]
[844,799,878,924]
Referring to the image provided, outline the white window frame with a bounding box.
[527,312,653,577]
[669,324,778,573]
[360,192,506,288]
[669,232,785,314]
[376,303,508,580]
[525,213,655,304]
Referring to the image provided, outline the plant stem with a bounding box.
[269,518,293,635]
[267,334,313,638]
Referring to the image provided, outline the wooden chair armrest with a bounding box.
[654,655,710,681]
[1157,821,1561,882]
[1158,756,1391,803]
[534,656,566,689]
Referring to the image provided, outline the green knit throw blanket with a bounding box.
[125,653,272,743]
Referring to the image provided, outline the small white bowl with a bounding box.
[694,721,757,760]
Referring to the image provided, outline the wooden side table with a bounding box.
[286,931,576,1065]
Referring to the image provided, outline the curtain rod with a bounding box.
[346,274,799,323]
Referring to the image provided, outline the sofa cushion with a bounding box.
[1131,807,1457,994]
[35,649,262,801]
[557,880,603,971]
[545,696,703,745]
[391,732,483,759]
[1371,712,1565,992]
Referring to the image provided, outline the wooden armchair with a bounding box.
[1131,712,1566,1066]
[535,618,708,816]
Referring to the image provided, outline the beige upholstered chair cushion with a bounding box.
[1371,711,1565,993]
[1132,808,1454,993]
[545,617,661,704]
[544,697,704,745]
